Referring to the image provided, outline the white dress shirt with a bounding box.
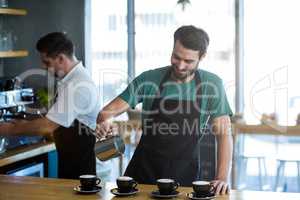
[46,62,100,130]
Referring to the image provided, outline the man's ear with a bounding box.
[199,53,207,61]
[57,53,66,64]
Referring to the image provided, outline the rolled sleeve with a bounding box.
[118,72,146,108]
[208,78,233,120]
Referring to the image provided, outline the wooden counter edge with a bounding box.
[232,123,300,136]
[0,142,56,167]
[0,8,27,15]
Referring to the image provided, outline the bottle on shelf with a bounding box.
[0,0,8,8]
[0,30,14,51]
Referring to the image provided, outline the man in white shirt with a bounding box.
[0,32,100,179]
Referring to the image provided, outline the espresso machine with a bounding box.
[0,77,45,154]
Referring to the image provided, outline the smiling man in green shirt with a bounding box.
[96,25,233,195]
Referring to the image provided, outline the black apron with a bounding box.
[124,68,204,186]
[53,120,96,179]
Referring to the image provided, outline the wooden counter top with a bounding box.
[1,175,300,200]
[232,123,300,136]
[0,142,56,167]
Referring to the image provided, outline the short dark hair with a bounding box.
[36,32,74,58]
[174,25,209,56]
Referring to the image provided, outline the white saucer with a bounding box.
[150,190,180,199]
[110,188,139,196]
[186,192,216,200]
[73,185,101,194]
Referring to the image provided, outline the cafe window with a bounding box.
[244,0,300,125]
[90,0,128,107]
[237,0,300,193]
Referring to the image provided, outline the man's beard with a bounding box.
[171,65,198,81]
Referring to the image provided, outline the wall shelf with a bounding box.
[0,8,27,16]
[0,50,28,58]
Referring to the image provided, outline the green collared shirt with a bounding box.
[119,66,232,126]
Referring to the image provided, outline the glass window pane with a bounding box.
[240,0,300,192]
[91,0,128,107]
[244,0,300,125]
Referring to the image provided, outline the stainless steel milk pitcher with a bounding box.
[94,135,125,161]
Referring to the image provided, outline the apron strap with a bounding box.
[157,66,172,95]
[153,67,205,137]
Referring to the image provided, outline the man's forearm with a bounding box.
[216,133,233,181]
[98,97,130,122]
[212,116,233,181]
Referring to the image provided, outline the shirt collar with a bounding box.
[58,61,82,85]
